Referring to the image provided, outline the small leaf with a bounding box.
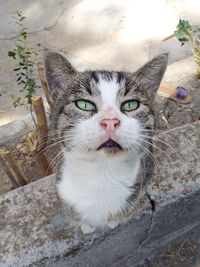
[11,95,22,108]
[20,31,27,38]
[19,80,26,84]
[16,44,24,50]
[19,61,25,66]
[15,63,20,67]
[19,16,26,21]
[14,67,21,71]
[16,10,22,17]
[8,51,16,59]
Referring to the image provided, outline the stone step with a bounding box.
[1,120,200,266]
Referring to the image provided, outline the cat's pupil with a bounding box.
[76,100,96,111]
[121,100,139,112]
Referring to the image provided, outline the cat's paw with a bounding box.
[80,223,95,234]
[106,221,119,229]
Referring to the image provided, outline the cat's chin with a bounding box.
[100,147,126,156]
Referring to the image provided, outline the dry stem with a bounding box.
[0,149,27,186]
[0,153,19,188]
[32,96,48,148]
[37,63,53,110]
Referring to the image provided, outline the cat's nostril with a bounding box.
[100,121,107,129]
[100,118,120,130]
[114,119,120,128]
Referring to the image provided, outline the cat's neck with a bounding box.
[58,150,141,227]
[61,150,141,184]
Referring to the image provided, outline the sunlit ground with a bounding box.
[0,0,200,126]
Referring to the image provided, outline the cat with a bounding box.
[44,52,168,234]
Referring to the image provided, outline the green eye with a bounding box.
[121,100,140,112]
[75,100,96,111]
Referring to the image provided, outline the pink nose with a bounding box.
[100,118,120,134]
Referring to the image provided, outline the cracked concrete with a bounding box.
[0,120,200,266]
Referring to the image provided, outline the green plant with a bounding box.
[174,19,200,64]
[175,19,200,45]
[8,10,40,107]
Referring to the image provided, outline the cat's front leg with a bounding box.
[80,223,95,234]
[106,221,119,229]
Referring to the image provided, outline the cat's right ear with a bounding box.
[44,52,77,102]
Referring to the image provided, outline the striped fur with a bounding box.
[45,52,168,232]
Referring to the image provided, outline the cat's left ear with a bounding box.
[135,53,168,99]
[44,52,77,102]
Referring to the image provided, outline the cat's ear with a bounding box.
[135,53,168,99]
[44,52,77,101]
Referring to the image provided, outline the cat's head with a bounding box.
[44,52,168,156]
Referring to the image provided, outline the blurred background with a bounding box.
[0,0,200,125]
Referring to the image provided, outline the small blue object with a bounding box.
[176,86,187,99]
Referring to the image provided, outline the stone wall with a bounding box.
[1,120,200,267]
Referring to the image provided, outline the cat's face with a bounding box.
[45,53,168,156]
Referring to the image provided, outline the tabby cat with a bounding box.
[44,52,168,233]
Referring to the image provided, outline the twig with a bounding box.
[1,150,27,186]
[31,96,53,176]
[176,240,186,255]
[0,154,19,189]
[162,34,175,42]
[37,63,53,110]
[32,96,48,148]
[30,103,38,131]
[27,132,52,177]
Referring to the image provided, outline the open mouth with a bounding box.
[97,139,122,151]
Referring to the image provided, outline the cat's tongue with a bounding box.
[97,139,122,150]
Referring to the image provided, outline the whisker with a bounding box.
[136,145,164,178]
[126,138,164,178]
[137,134,183,161]
[135,142,159,167]
[33,136,76,161]
[36,134,76,150]
[50,142,87,173]
[49,144,77,173]
[52,156,65,174]
[50,149,66,174]
[136,136,175,166]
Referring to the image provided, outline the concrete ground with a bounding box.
[0,0,200,125]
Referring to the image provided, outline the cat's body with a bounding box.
[58,145,140,229]
[45,53,168,233]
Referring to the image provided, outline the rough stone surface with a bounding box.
[0,121,200,266]
[149,120,200,204]
[0,114,34,145]
[140,226,200,267]
[153,57,200,131]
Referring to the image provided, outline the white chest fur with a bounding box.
[57,151,140,227]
